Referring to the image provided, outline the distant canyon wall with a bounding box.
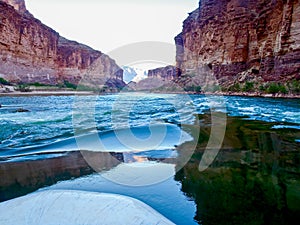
[0,0,124,87]
[148,65,178,81]
[175,0,300,87]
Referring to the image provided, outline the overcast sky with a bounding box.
[26,0,198,68]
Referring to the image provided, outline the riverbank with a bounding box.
[0,90,94,96]
[1,83,300,98]
[147,90,300,99]
[0,84,94,96]
[204,91,300,99]
[2,90,300,98]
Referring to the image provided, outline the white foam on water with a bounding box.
[272,125,300,130]
[0,123,193,161]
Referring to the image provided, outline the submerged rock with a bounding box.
[14,108,29,113]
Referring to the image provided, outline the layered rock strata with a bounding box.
[175,0,300,87]
[148,65,178,81]
[0,0,124,87]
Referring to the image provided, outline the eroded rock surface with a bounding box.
[175,0,300,87]
[0,0,124,88]
[148,66,178,81]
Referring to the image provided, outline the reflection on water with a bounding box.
[175,114,300,225]
[0,112,299,224]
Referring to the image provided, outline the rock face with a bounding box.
[1,0,28,15]
[0,0,124,87]
[148,65,178,81]
[175,0,300,87]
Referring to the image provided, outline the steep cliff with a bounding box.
[148,65,177,81]
[175,0,300,90]
[1,0,28,15]
[0,0,124,87]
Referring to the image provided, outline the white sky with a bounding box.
[26,0,198,67]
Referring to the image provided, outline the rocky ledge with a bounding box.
[0,0,125,89]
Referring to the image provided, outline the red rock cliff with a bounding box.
[0,0,124,87]
[176,0,300,87]
[2,0,28,14]
[148,66,178,81]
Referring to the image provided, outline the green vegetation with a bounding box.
[288,80,300,94]
[266,82,288,94]
[63,80,77,90]
[14,84,31,92]
[195,86,202,93]
[259,84,267,92]
[184,85,202,93]
[28,82,51,87]
[226,80,300,95]
[220,86,228,92]
[76,84,99,92]
[155,85,181,93]
[228,83,241,92]
[0,77,10,85]
[242,81,254,92]
[205,84,220,93]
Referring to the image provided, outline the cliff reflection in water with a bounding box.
[176,113,300,225]
[1,112,299,225]
[0,151,123,202]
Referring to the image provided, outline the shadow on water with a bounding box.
[175,113,300,225]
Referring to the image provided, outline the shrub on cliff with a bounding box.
[184,85,202,93]
[63,81,77,90]
[14,84,31,92]
[228,83,241,92]
[204,85,220,93]
[0,78,10,85]
[288,80,300,94]
[29,82,49,87]
[267,83,288,94]
[259,85,267,92]
[242,82,254,92]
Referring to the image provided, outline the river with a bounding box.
[0,93,299,224]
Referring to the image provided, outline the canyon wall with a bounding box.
[148,65,177,81]
[1,0,29,15]
[0,0,124,87]
[175,0,300,88]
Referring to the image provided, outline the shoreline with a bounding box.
[202,91,300,99]
[0,90,95,97]
[149,90,300,99]
[0,89,299,99]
